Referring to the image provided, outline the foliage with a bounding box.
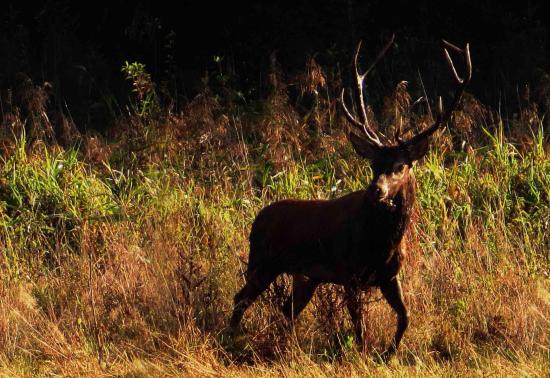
[121,61,158,118]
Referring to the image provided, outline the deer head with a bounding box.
[341,35,472,207]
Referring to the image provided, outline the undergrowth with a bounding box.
[0,61,548,377]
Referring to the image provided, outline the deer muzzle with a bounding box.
[368,175,392,205]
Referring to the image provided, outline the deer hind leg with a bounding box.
[379,277,409,360]
[345,285,366,349]
[282,274,318,321]
[229,268,278,330]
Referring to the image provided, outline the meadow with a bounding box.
[0,62,548,377]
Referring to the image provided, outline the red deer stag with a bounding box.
[230,36,472,360]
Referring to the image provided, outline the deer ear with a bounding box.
[407,137,430,161]
[349,132,378,159]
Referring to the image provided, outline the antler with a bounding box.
[341,34,395,148]
[402,40,472,146]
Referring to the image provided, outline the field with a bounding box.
[0,66,549,377]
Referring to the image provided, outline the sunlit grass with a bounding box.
[0,95,548,376]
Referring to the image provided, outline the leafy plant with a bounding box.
[121,61,158,118]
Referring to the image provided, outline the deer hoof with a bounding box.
[378,348,396,364]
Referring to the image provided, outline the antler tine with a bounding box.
[442,40,472,85]
[354,34,396,130]
[395,117,403,143]
[443,48,462,84]
[395,96,425,143]
[341,89,384,146]
[353,41,369,127]
[442,39,464,53]
[341,34,396,148]
[364,34,396,76]
[341,88,368,131]
[403,41,472,146]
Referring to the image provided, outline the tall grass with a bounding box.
[0,71,548,376]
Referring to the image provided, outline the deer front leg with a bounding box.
[379,276,409,361]
[344,285,365,349]
[282,274,318,321]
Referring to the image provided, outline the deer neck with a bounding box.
[364,174,416,247]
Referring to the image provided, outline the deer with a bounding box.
[229,35,472,360]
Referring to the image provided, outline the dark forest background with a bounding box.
[1,0,548,133]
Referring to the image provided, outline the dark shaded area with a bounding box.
[1,0,548,132]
